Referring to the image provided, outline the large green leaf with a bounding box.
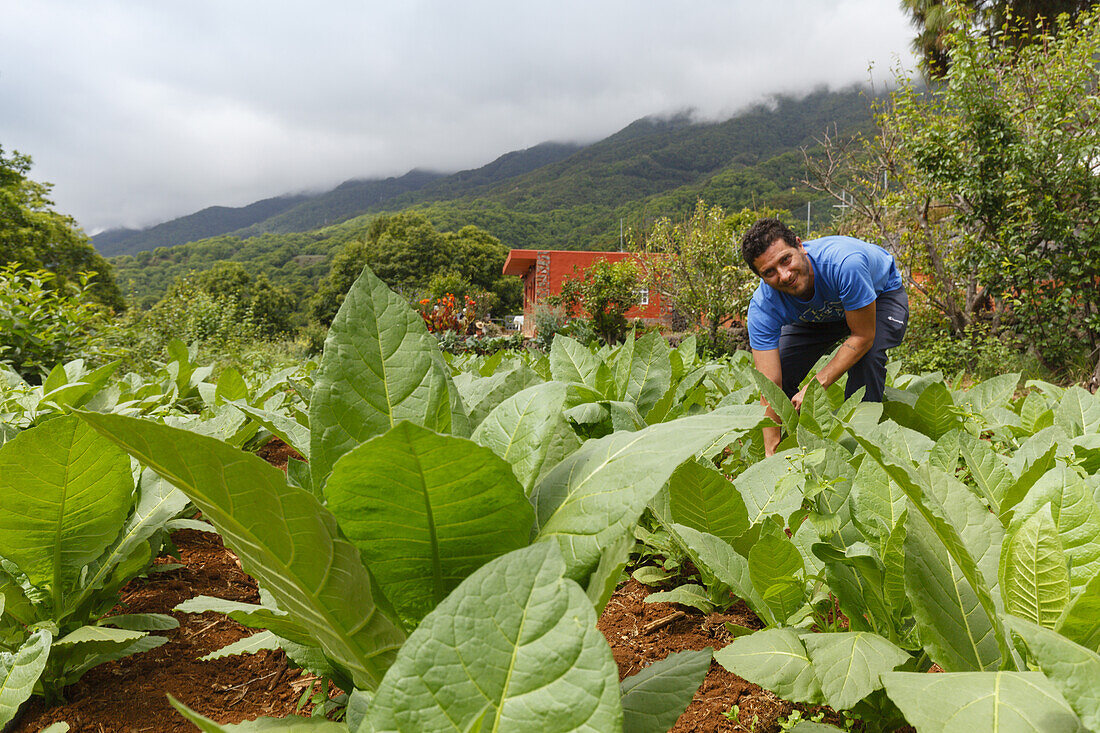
[229,400,311,461]
[1010,467,1100,592]
[0,416,133,607]
[619,648,712,733]
[850,457,906,549]
[549,335,609,394]
[1054,386,1100,438]
[472,382,582,496]
[68,469,189,617]
[309,265,460,491]
[79,412,406,691]
[733,448,806,526]
[882,671,1084,733]
[852,431,1013,671]
[1002,504,1071,628]
[454,364,542,430]
[0,630,50,727]
[532,408,767,581]
[662,459,749,544]
[625,331,673,416]
[1056,569,1100,650]
[1008,616,1100,731]
[713,628,823,704]
[905,508,1002,671]
[363,543,622,732]
[960,372,1020,418]
[325,422,533,625]
[801,632,910,710]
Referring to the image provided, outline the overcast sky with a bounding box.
[1,1,918,233]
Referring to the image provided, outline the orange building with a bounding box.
[502,249,665,335]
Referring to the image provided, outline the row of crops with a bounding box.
[3,266,1100,732]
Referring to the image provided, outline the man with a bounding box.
[740,218,908,455]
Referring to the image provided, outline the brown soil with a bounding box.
[11,439,840,732]
[14,529,317,732]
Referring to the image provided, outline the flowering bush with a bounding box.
[418,293,477,334]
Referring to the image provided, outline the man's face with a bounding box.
[752,238,813,299]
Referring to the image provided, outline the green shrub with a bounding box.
[0,264,108,382]
[894,300,1036,379]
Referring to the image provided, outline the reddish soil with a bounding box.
[14,529,317,732]
[12,439,842,732]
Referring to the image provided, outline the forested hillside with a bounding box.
[109,85,880,311]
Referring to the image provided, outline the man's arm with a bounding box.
[791,301,876,410]
[752,347,783,456]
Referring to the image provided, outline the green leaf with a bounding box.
[667,523,770,622]
[1002,504,1071,628]
[961,373,1020,419]
[625,332,673,416]
[801,632,910,710]
[1008,616,1100,731]
[619,648,712,733]
[200,631,281,661]
[714,628,823,704]
[455,365,542,430]
[364,543,622,732]
[734,449,806,525]
[532,409,767,582]
[664,459,750,544]
[586,531,635,613]
[69,468,189,616]
[959,431,1014,511]
[549,335,607,393]
[79,412,406,691]
[852,430,1013,671]
[1053,386,1100,438]
[1056,569,1100,650]
[882,671,1084,733]
[1010,467,1100,592]
[905,508,1002,671]
[0,629,50,727]
[749,521,805,624]
[644,584,715,614]
[0,416,133,606]
[309,265,460,491]
[214,367,248,404]
[472,382,582,496]
[752,369,797,434]
[98,613,179,631]
[326,421,533,625]
[230,401,311,461]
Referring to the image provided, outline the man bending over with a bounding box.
[740,218,908,455]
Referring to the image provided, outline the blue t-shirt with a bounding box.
[747,236,902,350]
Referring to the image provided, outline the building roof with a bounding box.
[502,249,639,276]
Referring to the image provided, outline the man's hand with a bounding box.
[791,385,807,412]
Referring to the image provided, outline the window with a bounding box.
[636,288,649,306]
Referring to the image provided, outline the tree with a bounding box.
[151,261,295,340]
[549,259,640,344]
[633,201,780,347]
[310,213,520,325]
[901,0,1097,75]
[0,146,123,309]
[808,8,1100,384]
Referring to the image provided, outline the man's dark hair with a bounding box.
[740,218,799,274]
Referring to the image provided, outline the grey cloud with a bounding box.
[0,0,917,231]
